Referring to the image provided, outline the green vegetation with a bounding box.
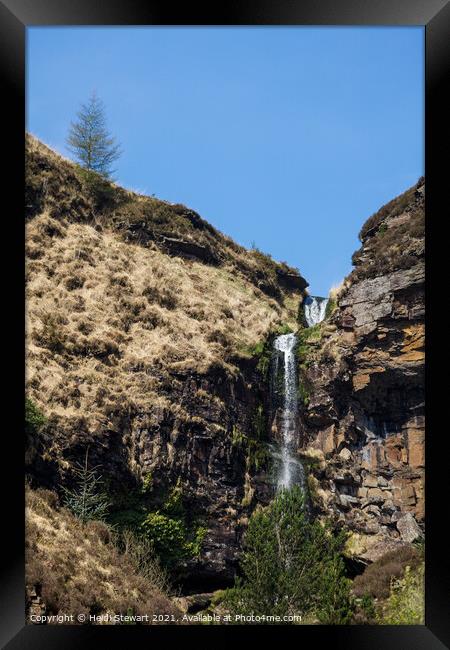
[108,479,207,571]
[62,450,111,524]
[376,564,424,624]
[25,398,46,437]
[325,297,337,319]
[252,403,266,440]
[296,324,322,368]
[244,326,292,379]
[138,481,207,569]
[141,472,154,494]
[224,486,352,624]
[352,545,424,624]
[378,223,388,237]
[297,381,311,407]
[275,323,294,335]
[231,407,271,474]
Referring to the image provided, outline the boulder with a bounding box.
[339,447,352,461]
[396,512,422,543]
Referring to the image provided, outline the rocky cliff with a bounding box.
[299,179,425,564]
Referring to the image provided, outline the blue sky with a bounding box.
[27,27,424,296]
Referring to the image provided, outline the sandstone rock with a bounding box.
[364,488,386,506]
[364,504,381,517]
[363,520,381,535]
[363,474,378,488]
[396,512,422,543]
[341,313,355,330]
[338,494,360,510]
[381,499,396,514]
[408,429,425,469]
[339,447,352,461]
[173,592,214,614]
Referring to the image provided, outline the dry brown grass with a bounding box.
[26,212,297,428]
[25,136,303,456]
[25,487,180,623]
[352,545,422,600]
[26,133,304,299]
[349,178,424,282]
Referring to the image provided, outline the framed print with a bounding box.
[1,0,449,647]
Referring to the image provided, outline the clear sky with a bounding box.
[27,27,424,296]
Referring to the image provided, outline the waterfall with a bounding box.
[303,295,328,327]
[272,296,328,491]
[272,333,305,491]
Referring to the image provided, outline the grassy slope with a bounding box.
[26,487,180,622]
[26,134,305,433]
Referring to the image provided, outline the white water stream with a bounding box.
[303,295,328,327]
[273,296,328,490]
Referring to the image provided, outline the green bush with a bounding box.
[141,512,189,562]
[225,485,352,624]
[139,481,207,569]
[25,398,46,437]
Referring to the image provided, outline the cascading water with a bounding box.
[271,296,329,491]
[273,333,303,490]
[303,295,328,327]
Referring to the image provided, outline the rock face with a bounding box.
[300,179,425,562]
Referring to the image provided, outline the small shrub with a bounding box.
[376,564,424,624]
[141,512,190,565]
[34,312,67,353]
[352,545,421,600]
[25,398,46,437]
[87,519,113,544]
[142,284,178,310]
[140,482,207,569]
[62,450,111,524]
[116,528,170,593]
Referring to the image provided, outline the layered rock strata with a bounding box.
[300,179,425,563]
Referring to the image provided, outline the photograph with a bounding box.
[22,24,428,628]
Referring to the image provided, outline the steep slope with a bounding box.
[25,135,308,587]
[25,487,180,623]
[299,178,425,564]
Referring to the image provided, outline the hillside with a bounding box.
[25,135,425,624]
[25,134,308,589]
[25,487,180,623]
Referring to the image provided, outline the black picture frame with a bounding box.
[2,0,449,647]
